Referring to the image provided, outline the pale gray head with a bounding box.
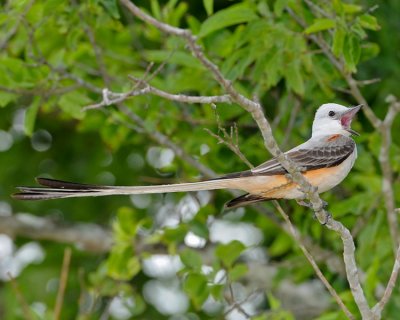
[311,103,362,137]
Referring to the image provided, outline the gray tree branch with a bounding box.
[0,214,112,253]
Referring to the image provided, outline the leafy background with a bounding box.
[0,0,399,319]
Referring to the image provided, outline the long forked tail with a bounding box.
[13,177,240,200]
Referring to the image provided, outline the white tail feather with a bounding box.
[14,178,243,200]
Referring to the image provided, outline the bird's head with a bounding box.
[312,103,362,137]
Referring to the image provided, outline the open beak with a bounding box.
[341,104,362,136]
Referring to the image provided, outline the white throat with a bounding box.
[312,120,350,137]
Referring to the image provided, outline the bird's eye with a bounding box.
[328,111,336,117]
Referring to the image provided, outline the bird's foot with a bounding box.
[296,199,330,224]
[312,211,332,225]
[296,199,312,208]
[320,211,332,225]
[296,199,328,209]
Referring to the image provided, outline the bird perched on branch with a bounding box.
[13,103,362,208]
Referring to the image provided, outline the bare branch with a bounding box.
[7,272,34,320]
[372,244,400,317]
[83,84,231,111]
[54,248,72,320]
[224,280,252,319]
[130,76,232,104]
[204,123,253,169]
[0,0,35,51]
[0,214,113,253]
[357,78,381,87]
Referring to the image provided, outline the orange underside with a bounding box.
[235,165,340,199]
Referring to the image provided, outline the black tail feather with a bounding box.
[12,177,104,200]
[36,177,109,190]
[225,193,271,209]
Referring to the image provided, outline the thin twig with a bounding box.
[204,125,253,169]
[0,0,35,51]
[224,281,252,319]
[357,78,381,86]
[372,244,400,317]
[7,272,34,320]
[273,201,354,319]
[378,98,400,252]
[83,82,231,111]
[54,247,72,320]
[0,214,113,252]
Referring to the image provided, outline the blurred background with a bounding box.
[0,0,399,319]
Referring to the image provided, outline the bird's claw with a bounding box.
[296,199,328,209]
[321,211,332,225]
[296,199,330,224]
[296,199,312,208]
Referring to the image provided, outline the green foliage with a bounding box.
[180,248,203,270]
[304,18,336,34]
[0,0,398,319]
[198,3,258,37]
[183,273,209,309]
[203,0,213,16]
[215,240,246,268]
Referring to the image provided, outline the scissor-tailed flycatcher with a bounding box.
[13,103,361,208]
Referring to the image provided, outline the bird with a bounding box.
[13,103,362,208]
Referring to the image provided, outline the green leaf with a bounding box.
[332,0,343,14]
[180,248,203,270]
[343,35,361,72]
[215,240,246,268]
[0,91,17,107]
[162,225,188,243]
[285,61,304,95]
[229,263,248,281]
[150,0,161,20]
[107,245,141,280]
[189,220,209,238]
[332,27,346,57]
[183,273,209,309]
[113,207,141,241]
[203,0,213,16]
[24,97,41,136]
[268,233,293,257]
[359,14,380,31]
[58,91,90,120]
[99,0,120,19]
[342,3,362,14]
[360,42,380,62]
[264,47,283,87]
[143,50,204,69]
[304,18,336,34]
[274,0,287,17]
[267,293,282,310]
[210,284,224,300]
[198,4,258,38]
[364,259,380,302]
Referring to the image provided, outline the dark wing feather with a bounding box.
[221,136,355,179]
